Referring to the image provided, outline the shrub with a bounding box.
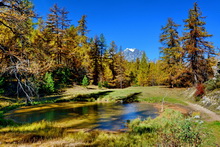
[98,82,102,89]
[194,84,205,101]
[128,109,209,146]
[205,76,220,91]
[103,81,109,88]
[205,79,216,91]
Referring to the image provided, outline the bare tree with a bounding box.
[0,0,38,104]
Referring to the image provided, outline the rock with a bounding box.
[216,106,220,110]
[194,115,200,119]
[201,96,211,106]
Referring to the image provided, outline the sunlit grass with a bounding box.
[97,86,187,105]
[204,121,220,145]
[0,120,52,132]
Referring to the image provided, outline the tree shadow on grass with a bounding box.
[116,92,142,103]
[54,91,114,102]
[74,91,114,101]
[0,97,17,103]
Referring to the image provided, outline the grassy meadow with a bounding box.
[0,86,219,146]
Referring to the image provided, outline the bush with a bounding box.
[103,81,109,88]
[205,79,216,91]
[205,76,220,91]
[98,82,102,89]
[194,84,205,101]
[128,109,208,146]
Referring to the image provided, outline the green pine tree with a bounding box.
[82,75,89,88]
[43,72,55,93]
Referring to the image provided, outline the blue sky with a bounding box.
[32,0,220,60]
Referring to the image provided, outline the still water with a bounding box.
[5,102,158,130]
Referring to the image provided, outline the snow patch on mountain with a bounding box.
[125,48,136,52]
[123,48,144,61]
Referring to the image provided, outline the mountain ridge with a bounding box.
[123,48,144,61]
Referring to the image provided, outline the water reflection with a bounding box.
[6,102,158,130]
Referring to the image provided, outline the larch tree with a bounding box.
[46,4,70,65]
[160,18,183,87]
[99,34,107,83]
[0,0,38,104]
[89,36,101,85]
[76,15,90,75]
[182,2,215,84]
[137,52,149,86]
[108,41,117,83]
[115,46,126,88]
[77,15,88,37]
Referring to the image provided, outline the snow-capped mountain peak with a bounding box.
[125,48,136,52]
[123,48,144,61]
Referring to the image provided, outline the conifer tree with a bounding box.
[108,41,117,81]
[115,46,126,88]
[99,34,107,83]
[160,18,183,87]
[137,52,149,86]
[182,2,215,84]
[46,4,70,65]
[43,72,55,93]
[77,15,88,37]
[0,0,37,104]
[89,36,101,85]
[82,75,89,88]
[76,15,90,74]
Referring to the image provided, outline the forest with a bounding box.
[0,0,220,146]
[0,1,216,103]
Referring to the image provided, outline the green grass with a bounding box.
[204,121,220,146]
[1,86,219,146]
[0,109,213,146]
[98,86,187,105]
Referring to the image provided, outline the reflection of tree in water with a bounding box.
[8,103,158,130]
[95,103,158,130]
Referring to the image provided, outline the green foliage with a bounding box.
[205,76,220,91]
[128,109,209,146]
[0,77,4,94]
[98,82,102,89]
[55,68,71,84]
[0,111,16,127]
[102,81,109,88]
[43,72,55,93]
[82,75,89,87]
[128,118,159,134]
[64,109,209,146]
